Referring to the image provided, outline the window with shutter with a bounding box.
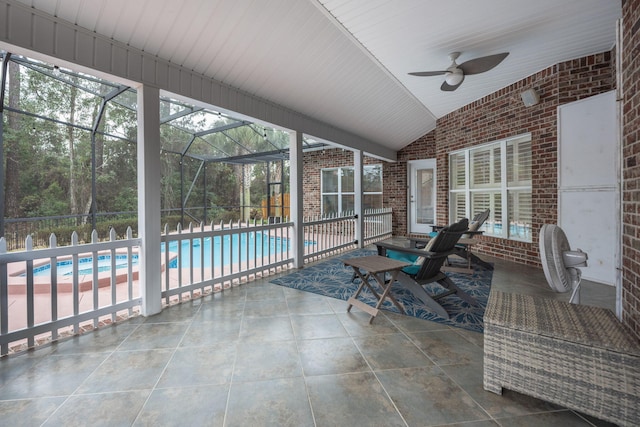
[449,134,532,241]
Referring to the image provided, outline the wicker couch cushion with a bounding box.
[485,290,640,355]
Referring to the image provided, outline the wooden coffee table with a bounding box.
[343,255,409,324]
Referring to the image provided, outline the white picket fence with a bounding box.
[0,208,393,355]
[0,228,141,355]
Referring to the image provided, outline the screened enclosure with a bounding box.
[0,51,327,249]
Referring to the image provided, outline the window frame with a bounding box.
[321,164,383,216]
[449,134,532,242]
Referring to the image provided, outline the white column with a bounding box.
[137,84,162,316]
[354,149,364,248]
[289,131,305,268]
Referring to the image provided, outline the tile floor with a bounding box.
[0,253,618,426]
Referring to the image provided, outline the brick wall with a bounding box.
[388,133,437,236]
[622,0,640,338]
[392,51,613,267]
[302,149,379,218]
[300,32,639,338]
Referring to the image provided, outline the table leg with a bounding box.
[347,267,370,313]
[377,270,405,315]
[346,264,406,323]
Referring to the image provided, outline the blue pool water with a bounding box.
[163,232,289,269]
[31,253,140,277]
[30,232,289,276]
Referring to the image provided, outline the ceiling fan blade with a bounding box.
[459,52,509,75]
[441,74,464,91]
[408,70,447,77]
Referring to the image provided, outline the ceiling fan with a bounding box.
[409,52,509,91]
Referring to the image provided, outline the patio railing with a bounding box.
[0,208,392,355]
[159,220,293,304]
[0,228,141,355]
[363,208,393,246]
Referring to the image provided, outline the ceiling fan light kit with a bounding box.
[445,69,464,86]
[409,52,509,92]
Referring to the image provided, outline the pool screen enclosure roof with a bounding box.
[1,50,334,232]
[1,51,329,166]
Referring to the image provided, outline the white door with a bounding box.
[408,159,436,234]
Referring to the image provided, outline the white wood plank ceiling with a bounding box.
[9,0,621,151]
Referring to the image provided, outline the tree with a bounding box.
[4,61,21,217]
[67,77,79,216]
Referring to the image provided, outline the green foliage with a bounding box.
[21,182,69,217]
[32,217,139,246]
[3,55,292,248]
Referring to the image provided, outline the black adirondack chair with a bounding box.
[375,218,479,319]
[413,209,493,271]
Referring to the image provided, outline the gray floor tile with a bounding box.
[408,329,484,366]
[156,344,236,388]
[193,300,245,323]
[226,377,314,427]
[180,319,241,346]
[494,410,601,427]
[0,353,108,399]
[0,349,53,385]
[51,324,138,355]
[208,286,247,302]
[118,323,189,351]
[134,384,228,427]
[298,337,370,376]
[376,365,490,426]
[440,362,563,419]
[354,333,434,370]
[306,371,406,426]
[239,316,295,342]
[76,349,173,393]
[233,340,302,382]
[384,310,453,333]
[337,310,402,336]
[0,397,65,426]
[141,301,201,323]
[43,390,150,427]
[0,252,620,427]
[243,284,285,301]
[243,298,289,318]
[454,328,485,347]
[290,313,349,340]
[437,421,501,427]
[285,293,336,315]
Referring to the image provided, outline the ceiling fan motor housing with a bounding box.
[445,68,464,86]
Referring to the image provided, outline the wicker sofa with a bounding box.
[483,290,640,426]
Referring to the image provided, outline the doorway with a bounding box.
[408,159,436,234]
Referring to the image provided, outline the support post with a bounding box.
[0,52,10,236]
[354,149,364,248]
[289,131,304,268]
[137,84,162,316]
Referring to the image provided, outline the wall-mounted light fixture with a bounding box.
[520,88,540,107]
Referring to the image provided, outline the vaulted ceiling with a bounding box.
[9,0,622,152]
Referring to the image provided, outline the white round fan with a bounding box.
[539,224,588,304]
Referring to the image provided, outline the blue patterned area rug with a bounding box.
[271,248,493,333]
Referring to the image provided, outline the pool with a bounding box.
[29,253,139,277]
[163,232,290,269]
[27,232,290,277]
